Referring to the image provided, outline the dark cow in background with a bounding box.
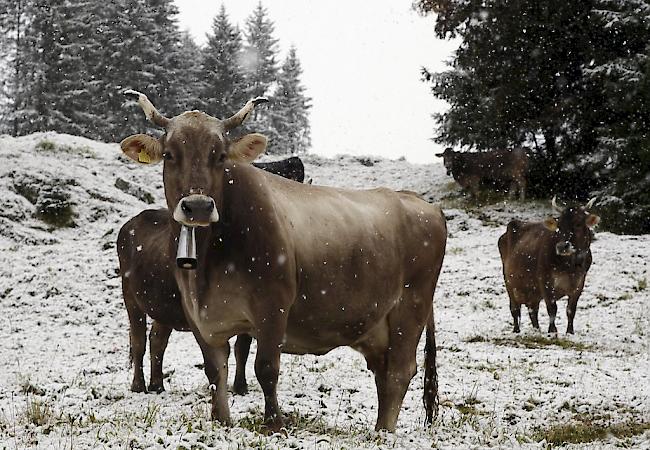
[498,197,600,334]
[118,209,252,395]
[253,156,305,183]
[436,147,528,200]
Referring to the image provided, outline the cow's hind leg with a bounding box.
[528,305,540,330]
[566,293,581,334]
[509,299,521,333]
[125,295,147,393]
[149,321,173,393]
[361,286,432,432]
[505,283,521,333]
[544,297,558,333]
[233,334,252,395]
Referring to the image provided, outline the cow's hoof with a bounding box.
[148,383,165,394]
[261,416,286,436]
[131,381,147,393]
[232,380,248,396]
[211,414,233,427]
[513,327,520,333]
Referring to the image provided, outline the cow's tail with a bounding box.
[423,308,438,426]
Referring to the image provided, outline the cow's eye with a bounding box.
[162,152,173,161]
[218,153,227,163]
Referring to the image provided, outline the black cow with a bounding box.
[252,156,305,183]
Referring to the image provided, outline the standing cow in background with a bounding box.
[436,147,528,200]
[498,197,600,334]
[118,90,447,433]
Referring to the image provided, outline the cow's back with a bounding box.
[254,169,447,352]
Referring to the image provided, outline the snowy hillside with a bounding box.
[0,133,649,449]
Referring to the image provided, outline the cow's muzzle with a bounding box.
[173,194,219,226]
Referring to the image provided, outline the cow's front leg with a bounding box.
[254,321,287,433]
[195,335,231,425]
[149,321,173,393]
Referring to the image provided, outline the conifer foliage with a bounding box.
[418,0,650,233]
[0,1,311,156]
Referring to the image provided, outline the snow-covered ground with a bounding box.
[0,132,648,449]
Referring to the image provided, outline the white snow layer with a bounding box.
[0,132,648,449]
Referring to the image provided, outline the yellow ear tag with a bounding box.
[138,150,151,164]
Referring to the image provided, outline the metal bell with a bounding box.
[177,225,197,270]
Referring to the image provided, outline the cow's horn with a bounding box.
[585,196,597,209]
[551,195,563,213]
[223,97,269,131]
[123,89,170,128]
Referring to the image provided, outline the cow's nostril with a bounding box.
[181,202,192,214]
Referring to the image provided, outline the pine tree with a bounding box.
[177,31,204,111]
[270,47,311,154]
[585,0,650,232]
[241,3,278,138]
[418,0,650,232]
[200,5,248,120]
[0,0,33,135]
[418,1,602,198]
[242,2,279,99]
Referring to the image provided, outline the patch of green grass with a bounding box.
[36,140,96,158]
[36,140,56,151]
[493,335,592,351]
[465,334,592,351]
[142,402,160,428]
[535,420,650,446]
[237,407,382,443]
[35,182,76,228]
[465,335,487,343]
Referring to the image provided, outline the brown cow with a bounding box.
[117,209,252,395]
[118,90,447,432]
[498,197,600,334]
[435,148,528,200]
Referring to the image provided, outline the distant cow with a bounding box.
[498,197,600,334]
[436,148,528,200]
[117,209,252,395]
[118,90,447,432]
[252,156,305,183]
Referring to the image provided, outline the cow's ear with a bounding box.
[586,214,600,228]
[121,134,163,164]
[435,153,444,157]
[543,217,558,231]
[229,133,267,163]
